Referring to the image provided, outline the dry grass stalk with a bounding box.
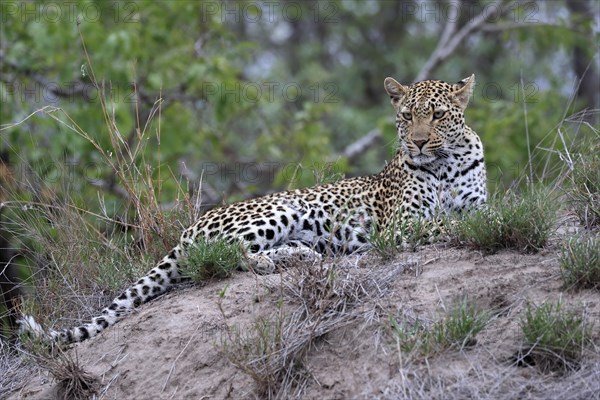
[221,258,405,399]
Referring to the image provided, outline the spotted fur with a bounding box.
[18,75,486,344]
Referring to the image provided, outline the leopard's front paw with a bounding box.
[246,254,276,274]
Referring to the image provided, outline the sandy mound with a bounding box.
[7,243,600,399]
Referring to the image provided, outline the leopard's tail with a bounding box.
[18,245,186,344]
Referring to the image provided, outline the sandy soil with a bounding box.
[6,239,600,399]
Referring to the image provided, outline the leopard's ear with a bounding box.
[451,74,475,110]
[384,77,408,111]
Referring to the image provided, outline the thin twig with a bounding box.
[520,71,534,186]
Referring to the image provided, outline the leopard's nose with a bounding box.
[413,139,428,150]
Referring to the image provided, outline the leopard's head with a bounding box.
[384,75,475,166]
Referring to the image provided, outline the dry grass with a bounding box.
[2,339,99,400]
[220,257,406,399]
[0,25,196,334]
[375,294,600,400]
[0,28,198,398]
[39,349,100,400]
[377,355,600,400]
[0,342,39,399]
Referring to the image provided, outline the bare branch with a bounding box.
[0,52,201,109]
[0,54,92,101]
[341,129,382,162]
[415,0,517,81]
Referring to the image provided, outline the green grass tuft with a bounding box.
[559,235,600,290]
[369,214,434,258]
[391,297,490,356]
[450,188,557,253]
[568,142,600,229]
[520,301,591,373]
[183,237,245,282]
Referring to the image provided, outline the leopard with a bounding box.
[18,74,486,344]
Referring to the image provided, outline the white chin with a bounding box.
[410,155,436,165]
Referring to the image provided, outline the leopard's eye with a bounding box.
[401,112,412,121]
[433,110,446,119]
